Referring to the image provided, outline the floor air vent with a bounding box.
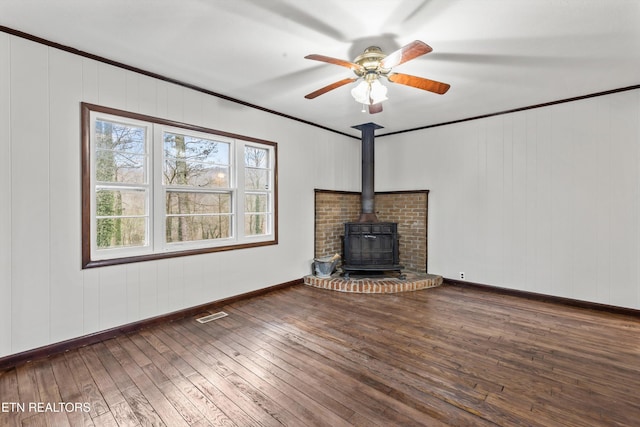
[196,311,228,324]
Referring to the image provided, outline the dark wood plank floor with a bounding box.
[1,283,639,426]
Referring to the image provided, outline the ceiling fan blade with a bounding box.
[369,103,383,114]
[304,77,358,99]
[304,54,364,72]
[388,73,450,94]
[380,40,433,69]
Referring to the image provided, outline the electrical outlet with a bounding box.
[459,272,465,280]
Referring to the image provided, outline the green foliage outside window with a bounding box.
[95,120,145,249]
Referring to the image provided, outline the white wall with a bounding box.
[4,30,639,359]
[377,90,640,309]
[0,33,360,358]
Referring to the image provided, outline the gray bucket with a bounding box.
[313,255,339,278]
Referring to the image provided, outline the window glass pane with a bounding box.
[95,189,147,249]
[95,119,147,185]
[96,189,147,216]
[164,133,229,164]
[96,151,145,184]
[95,120,145,153]
[245,168,269,190]
[211,166,230,188]
[166,192,231,215]
[164,161,230,188]
[245,213,268,236]
[245,194,268,213]
[244,146,268,168]
[163,133,230,188]
[96,217,147,249]
[166,215,231,242]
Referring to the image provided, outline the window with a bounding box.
[82,103,277,268]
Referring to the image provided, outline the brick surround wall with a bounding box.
[314,190,428,273]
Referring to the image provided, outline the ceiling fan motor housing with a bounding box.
[354,46,390,80]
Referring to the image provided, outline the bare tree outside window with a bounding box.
[164,133,232,243]
[95,120,147,249]
[244,146,270,235]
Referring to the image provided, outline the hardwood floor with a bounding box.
[1,283,639,426]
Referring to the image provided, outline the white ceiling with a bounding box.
[2,0,640,137]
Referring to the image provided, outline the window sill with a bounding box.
[82,238,277,269]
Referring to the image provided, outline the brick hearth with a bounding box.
[303,272,442,294]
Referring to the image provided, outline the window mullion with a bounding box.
[235,141,245,241]
[152,124,165,251]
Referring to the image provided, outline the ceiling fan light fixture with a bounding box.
[369,79,388,104]
[351,79,388,105]
[351,80,370,104]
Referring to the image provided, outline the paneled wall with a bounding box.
[3,29,640,359]
[0,33,360,358]
[377,90,640,309]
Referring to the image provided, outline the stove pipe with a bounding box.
[352,122,383,223]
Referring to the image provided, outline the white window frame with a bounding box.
[242,142,276,238]
[81,103,278,268]
[156,124,237,252]
[89,112,153,260]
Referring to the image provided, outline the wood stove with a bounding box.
[341,123,403,278]
[342,222,402,277]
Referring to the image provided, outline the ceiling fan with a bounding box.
[304,40,450,114]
